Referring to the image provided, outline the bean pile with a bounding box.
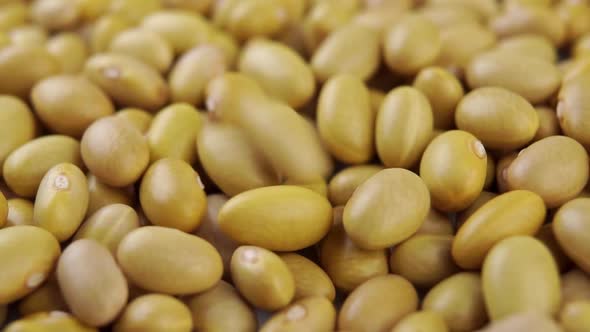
[0,0,590,331]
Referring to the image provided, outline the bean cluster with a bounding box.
[1,0,590,331]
